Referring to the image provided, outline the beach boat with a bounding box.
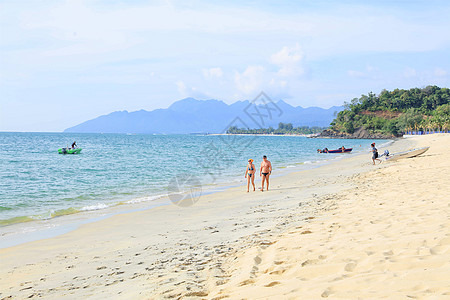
[326,148,353,153]
[386,146,429,161]
[58,148,82,154]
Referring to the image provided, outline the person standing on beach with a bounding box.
[371,143,381,165]
[244,159,256,192]
[260,155,272,192]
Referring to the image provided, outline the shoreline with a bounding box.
[0,136,426,299]
[0,158,327,248]
[0,152,350,249]
[0,137,393,242]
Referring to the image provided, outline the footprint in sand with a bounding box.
[301,259,318,267]
[211,295,230,300]
[269,269,286,275]
[321,288,334,298]
[440,236,450,245]
[265,281,281,287]
[344,262,357,272]
[184,291,208,297]
[215,280,227,286]
[430,245,448,255]
[239,279,254,286]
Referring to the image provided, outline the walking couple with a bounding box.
[244,155,272,193]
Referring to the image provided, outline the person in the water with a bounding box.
[244,159,256,192]
[260,155,272,192]
[71,141,77,149]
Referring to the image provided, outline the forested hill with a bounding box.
[322,86,450,138]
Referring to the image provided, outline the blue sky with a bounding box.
[1,0,449,132]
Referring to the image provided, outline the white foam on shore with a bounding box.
[80,203,110,211]
[125,194,164,204]
[30,214,50,220]
[378,139,395,148]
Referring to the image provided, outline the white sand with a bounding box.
[207,134,450,299]
[0,134,448,299]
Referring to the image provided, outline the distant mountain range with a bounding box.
[64,98,343,134]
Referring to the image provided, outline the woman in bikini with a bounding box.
[245,159,256,192]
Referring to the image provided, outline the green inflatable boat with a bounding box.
[58,148,82,154]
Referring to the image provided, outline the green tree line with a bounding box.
[331,86,450,135]
[226,123,326,135]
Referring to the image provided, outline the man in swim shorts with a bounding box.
[260,155,272,192]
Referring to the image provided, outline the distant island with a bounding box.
[319,86,450,139]
[64,87,448,137]
[64,98,343,134]
[226,122,326,135]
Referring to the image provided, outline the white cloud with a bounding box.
[176,80,211,99]
[366,65,378,72]
[202,67,223,79]
[270,78,287,88]
[176,80,187,95]
[403,67,417,78]
[2,0,450,131]
[270,44,305,77]
[402,67,449,80]
[434,67,448,77]
[232,45,309,99]
[234,65,265,95]
[348,70,367,79]
[348,65,380,79]
[8,0,448,61]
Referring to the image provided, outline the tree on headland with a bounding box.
[330,86,450,135]
[396,108,423,131]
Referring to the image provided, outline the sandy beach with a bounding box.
[1,134,449,299]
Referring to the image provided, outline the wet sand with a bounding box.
[1,134,448,299]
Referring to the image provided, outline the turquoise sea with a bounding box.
[0,132,389,226]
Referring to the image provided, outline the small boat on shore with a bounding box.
[318,147,352,153]
[58,148,82,154]
[327,148,353,153]
[386,147,429,161]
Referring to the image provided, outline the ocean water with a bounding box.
[0,132,389,226]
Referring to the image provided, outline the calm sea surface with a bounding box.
[0,132,389,225]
